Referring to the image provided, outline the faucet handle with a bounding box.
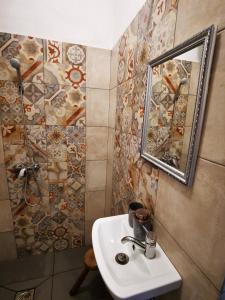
[145,231,157,244]
[145,231,157,259]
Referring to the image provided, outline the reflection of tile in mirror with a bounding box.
[172,95,188,127]
[189,61,202,95]
[175,44,203,95]
[161,59,191,95]
[159,94,175,127]
[156,126,170,157]
[152,65,165,94]
[185,95,197,127]
[146,126,158,155]
[179,126,192,172]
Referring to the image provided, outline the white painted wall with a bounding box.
[0,0,145,49]
[112,0,145,46]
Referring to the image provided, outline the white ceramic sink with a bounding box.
[92,214,181,300]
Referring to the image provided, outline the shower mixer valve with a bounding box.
[14,163,40,178]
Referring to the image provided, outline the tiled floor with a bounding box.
[0,247,112,300]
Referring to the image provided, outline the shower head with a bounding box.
[174,77,187,102]
[10,58,21,70]
[9,58,24,95]
[180,77,187,85]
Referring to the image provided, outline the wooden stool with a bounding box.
[69,247,97,296]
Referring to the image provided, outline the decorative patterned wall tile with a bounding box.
[63,43,86,67]
[13,34,44,63]
[45,40,63,63]
[0,81,23,125]
[66,127,86,162]
[46,126,67,162]
[4,144,27,169]
[64,64,86,88]
[45,85,85,126]
[150,0,177,60]
[23,83,45,125]
[0,32,91,256]
[44,62,66,85]
[25,125,47,162]
[1,125,25,145]
[117,16,138,85]
[0,32,44,84]
[48,162,67,184]
[135,0,178,75]
[0,33,43,63]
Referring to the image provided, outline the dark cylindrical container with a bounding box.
[133,208,152,241]
[128,202,144,227]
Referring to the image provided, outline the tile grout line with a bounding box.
[155,217,220,293]
[198,156,225,168]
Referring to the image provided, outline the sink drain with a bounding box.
[115,253,129,265]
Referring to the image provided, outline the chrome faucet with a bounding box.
[121,232,156,259]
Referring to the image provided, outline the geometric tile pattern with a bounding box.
[0,31,86,257]
[147,58,192,163]
[112,0,179,217]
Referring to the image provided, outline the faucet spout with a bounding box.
[121,236,145,249]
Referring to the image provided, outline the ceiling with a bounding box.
[0,0,145,49]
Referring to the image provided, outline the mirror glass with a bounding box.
[147,45,203,172]
[141,26,216,185]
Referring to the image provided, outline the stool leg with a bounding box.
[69,266,89,296]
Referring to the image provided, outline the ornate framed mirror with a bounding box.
[141,25,217,186]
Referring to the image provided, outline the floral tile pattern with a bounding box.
[1,125,25,145]
[23,83,45,124]
[0,31,86,257]
[45,84,85,126]
[46,126,67,162]
[63,43,86,67]
[0,32,44,83]
[117,16,138,85]
[25,125,47,162]
[66,127,86,161]
[134,0,178,75]
[0,80,24,125]
[46,40,63,63]
[112,0,180,219]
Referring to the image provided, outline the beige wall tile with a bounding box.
[155,220,219,300]
[86,160,107,191]
[0,133,9,201]
[105,160,113,217]
[86,47,111,89]
[107,128,115,161]
[0,200,14,232]
[175,0,225,45]
[85,190,105,221]
[0,231,17,261]
[85,219,95,246]
[109,88,117,129]
[110,40,119,89]
[156,159,225,289]
[86,88,109,127]
[86,127,108,160]
[199,31,225,165]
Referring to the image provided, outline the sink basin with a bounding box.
[92,214,181,300]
